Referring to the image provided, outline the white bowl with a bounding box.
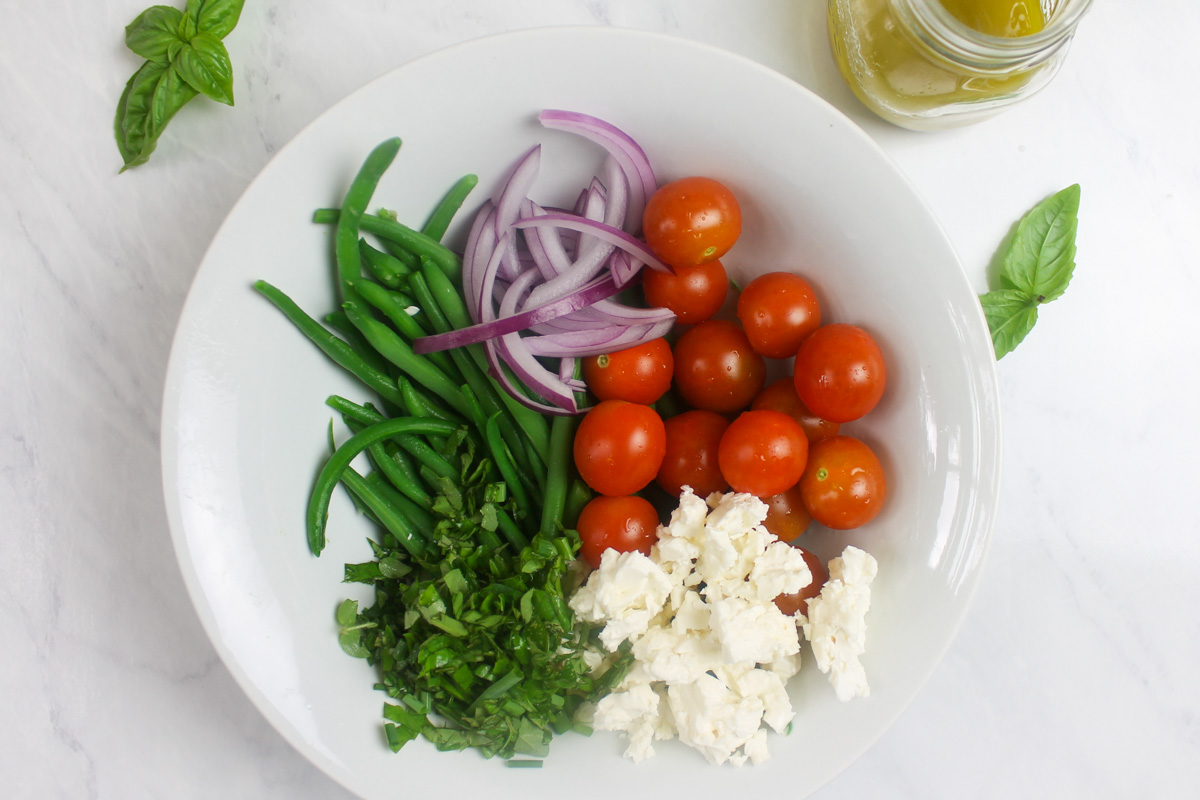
[162,26,1001,800]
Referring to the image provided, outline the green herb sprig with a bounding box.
[114,0,245,171]
[979,184,1081,359]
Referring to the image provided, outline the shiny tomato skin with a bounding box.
[576,494,661,569]
[641,259,729,324]
[752,378,841,443]
[774,547,828,617]
[672,319,766,413]
[643,177,742,268]
[793,324,887,423]
[736,272,822,358]
[762,483,812,543]
[799,435,887,530]
[717,410,809,498]
[582,338,674,405]
[573,400,667,497]
[656,410,731,498]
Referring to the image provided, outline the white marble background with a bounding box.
[3,1,1198,797]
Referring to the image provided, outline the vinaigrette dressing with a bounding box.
[828,0,1090,129]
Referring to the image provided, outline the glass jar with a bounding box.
[828,0,1093,130]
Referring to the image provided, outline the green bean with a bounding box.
[326,394,386,426]
[396,433,460,484]
[398,376,464,425]
[323,310,395,379]
[342,414,434,513]
[421,174,478,242]
[359,239,408,288]
[309,416,457,555]
[562,477,592,530]
[540,414,577,538]
[341,300,471,419]
[485,413,531,519]
[363,470,435,532]
[492,365,551,465]
[493,506,529,552]
[407,270,535,477]
[339,465,427,558]
[313,208,461,283]
[351,280,461,383]
[457,384,491,438]
[335,138,402,297]
[254,280,404,408]
[419,254,472,331]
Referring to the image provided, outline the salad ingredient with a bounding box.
[577,495,661,569]
[751,378,840,443]
[582,338,673,405]
[672,319,766,413]
[258,137,612,762]
[656,410,730,498]
[716,410,809,498]
[736,272,822,358]
[641,259,729,324]
[799,435,887,530]
[573,489,870,765]
[979,184,1081,359]
[937,0,1045,37]
[802,546,878,701]
[436,112,678,415]
[340,437,612,760]
[772,547,827,616]
[573,400,666,496]
[792,323,887,423]
[115,0,245,170]
[761,484,812,543]
[642,177,742,268]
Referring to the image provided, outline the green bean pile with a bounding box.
[254,138,619,763]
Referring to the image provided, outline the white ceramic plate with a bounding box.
[162,26,1001,800]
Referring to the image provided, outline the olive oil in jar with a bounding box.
[828,0,1092,130]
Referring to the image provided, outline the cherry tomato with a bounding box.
[793,323,887,423]
[717,410,808,497]
[576,494,661,569]
[773,547,828,617]
[656,410,731,498]
[799,435,887,530]
[573,400,666,496]
[672,319,766,413]
[736,272,822,358]
[582,338,673,405]
[641,259,729,324]
[751,378,841,444]
[761,483,812,543]
[642,177,742,268]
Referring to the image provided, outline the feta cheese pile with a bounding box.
[569,488,878,766]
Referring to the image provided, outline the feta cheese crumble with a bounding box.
[802,545,878,701]
[571,488,877,766]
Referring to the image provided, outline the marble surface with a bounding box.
[3,1,1197,797]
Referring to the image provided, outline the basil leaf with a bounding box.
[195,0,245,39]
[178,0,199,39]
[114,59,198,171]
[338,628,371,659]
[124,5,184,61]
[1001,184,1080,303]
[979,289,1038,360]
[336,598,359,628]
[174,33,235,105]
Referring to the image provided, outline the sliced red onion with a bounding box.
[413,274,624,353]
[525,320,675,358]
[512,213,667,274]
[538,109,657,234]
[440,111,674,413]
